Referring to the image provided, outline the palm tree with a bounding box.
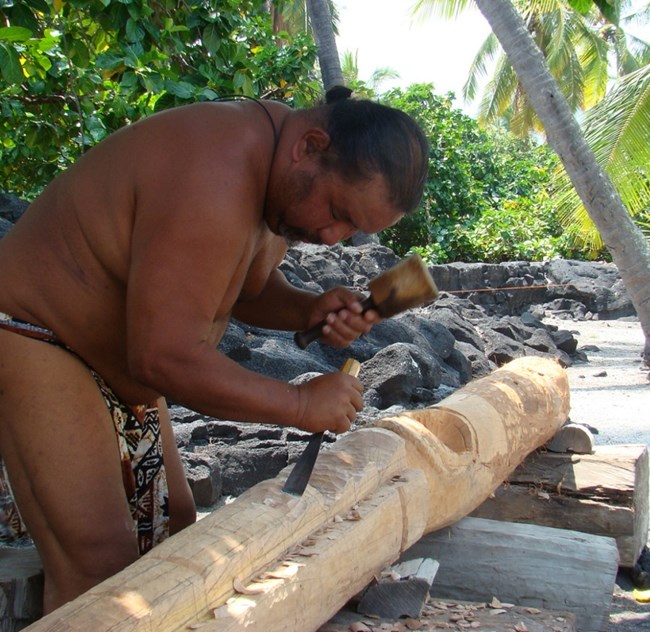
[416,0,648,135]
[554,63,650,255]
[416,0,650,364]
[305,0,344,89]
[340,50,400,98]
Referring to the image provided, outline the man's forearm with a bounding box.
[231,269,317,330]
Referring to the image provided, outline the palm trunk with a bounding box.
[305,0,344,90]
[474,0,650,365]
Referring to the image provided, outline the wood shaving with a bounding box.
[233,577,268,595]
[514,623,529,632]
[350,623,372,632]
[333,514,344,522]
[524,607,542,614]
[404,618,424,629]
[489,597,502,608]
[346,508,363,521]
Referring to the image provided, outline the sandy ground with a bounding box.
[550,316,650,631]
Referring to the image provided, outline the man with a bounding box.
[0,88,429,612]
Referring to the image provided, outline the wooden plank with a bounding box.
[24,357,569,631]
[471,444,649,566]
[401,516,619,632]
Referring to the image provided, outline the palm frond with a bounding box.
[411,0,476,22]
[478,57,518,124]
[555,64,650,251]
[462,32,500,101]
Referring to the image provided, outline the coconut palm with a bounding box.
[415,0,648,135]
[415,0,650,363]
[554,63,650,255]
[340,50,400,97]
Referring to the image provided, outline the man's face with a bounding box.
[268,165,403,246]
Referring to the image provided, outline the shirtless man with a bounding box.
[0,88,429,612]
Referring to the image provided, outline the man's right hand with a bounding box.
[293,371,363,434]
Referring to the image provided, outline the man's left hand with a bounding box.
[309,287,379,348]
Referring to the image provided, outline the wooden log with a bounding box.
[471,444,649,566]
[546,422,595,454]
[401,516,619,632]
[24,356,569,631]
[375,356,570,532]
[0,548,43,632]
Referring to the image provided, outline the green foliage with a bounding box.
[0,0,320,199]
[380,84,573,263]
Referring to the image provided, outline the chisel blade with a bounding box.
[281,358,361,496]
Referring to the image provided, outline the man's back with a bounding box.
[0,100,288,403]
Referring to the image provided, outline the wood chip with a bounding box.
[349,623,372,632]
[514,623,529,632]
[346,508,363,521]
[233,577,268,595]
[404,618,423,630]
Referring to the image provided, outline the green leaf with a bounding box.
[0,26,32,42]
[202,24,221,55]
[164,79,194,99]
[126,18,144,42]
[593,0,620,24]
[566,0,593,15]
[0,43,24,83]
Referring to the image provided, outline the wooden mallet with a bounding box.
[294,254,440,349]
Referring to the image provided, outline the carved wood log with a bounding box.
[471,444,649,566]
[24,356,569,631]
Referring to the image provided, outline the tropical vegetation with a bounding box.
[0,0,320,198]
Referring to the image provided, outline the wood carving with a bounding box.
[25,356,569,631]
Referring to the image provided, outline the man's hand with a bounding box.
[293,371,363,433]
[308,287,380,348]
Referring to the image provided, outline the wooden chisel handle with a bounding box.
[281,358,361,495]
[294,296,375,349]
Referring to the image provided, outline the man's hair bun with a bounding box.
[325,85,353,104]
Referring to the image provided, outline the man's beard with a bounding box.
[276,169,322,245]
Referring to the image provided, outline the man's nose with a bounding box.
[318,223,357,245]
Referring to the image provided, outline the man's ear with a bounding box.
[292,128,330,162]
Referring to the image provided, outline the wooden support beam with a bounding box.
[24,357,569,631]
[401,517,619,632]
[471,444,649,566]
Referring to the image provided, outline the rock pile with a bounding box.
[174,243,635,506]
[0,194,636,508]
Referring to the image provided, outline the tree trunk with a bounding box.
[306,0,344,90]
[473,0,650,366]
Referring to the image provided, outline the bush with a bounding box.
[379,84,574,262]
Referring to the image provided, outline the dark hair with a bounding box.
[317,86,429,215]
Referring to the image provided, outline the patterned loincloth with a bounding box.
[0,312,170,554]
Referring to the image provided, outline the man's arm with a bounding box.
[233,269,380,347]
